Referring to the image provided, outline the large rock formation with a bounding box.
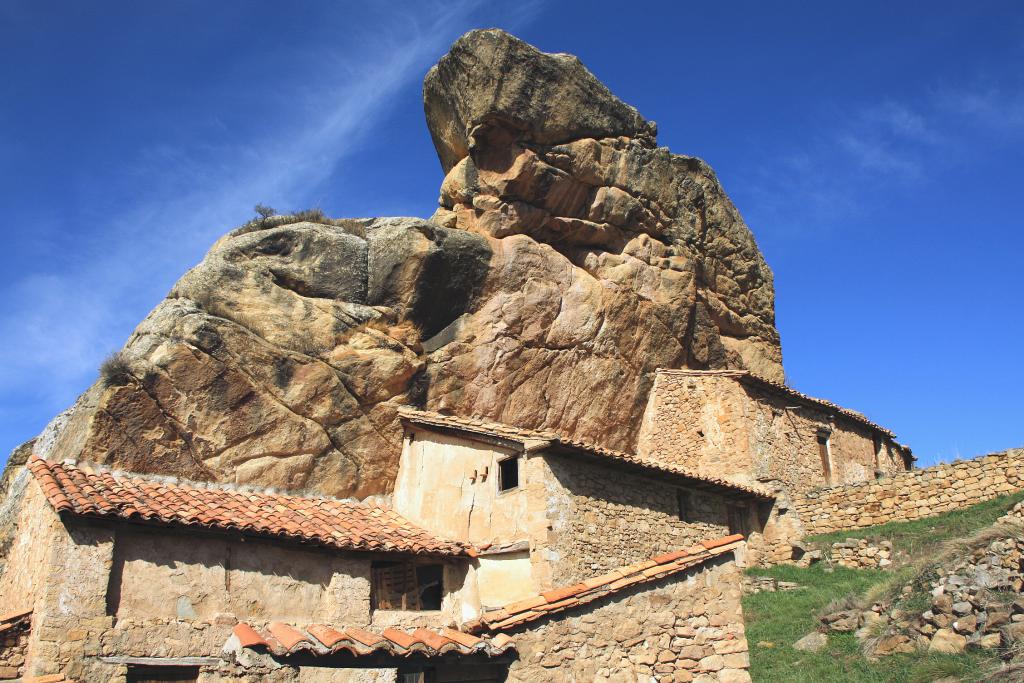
[21,29,782,497]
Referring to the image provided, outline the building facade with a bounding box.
[394,408,773,596]
[638,369,913,496]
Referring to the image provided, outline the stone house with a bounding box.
[1,457,512,682]
[638,369,913,496]
[1,450,753,682]
[393,408,774,595]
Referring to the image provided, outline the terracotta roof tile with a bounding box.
[474,534,745,633]
[232,623,513,659]
[28,457,470,557]
[342,627,387,649]
[398,407,773,499]
[267,622,312,651]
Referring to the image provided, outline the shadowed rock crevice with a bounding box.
[16,29,784,497]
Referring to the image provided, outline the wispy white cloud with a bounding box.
[935,85,1024,133]
[0,1,543,435]
[738,79,1024,238]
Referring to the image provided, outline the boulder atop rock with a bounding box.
[6,30,783,497]
[424,29,657,173]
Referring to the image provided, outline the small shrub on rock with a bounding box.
[99,351,134,387]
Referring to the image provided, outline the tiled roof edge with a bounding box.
[231,623,514,658]
[27,457,473,558]
[399,409,772,498]
[469,534,745,633]
[656,369,898,439]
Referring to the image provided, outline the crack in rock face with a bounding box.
[21,29,783,497]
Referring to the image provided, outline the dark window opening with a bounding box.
[817,431,832,485]
[498,456,519,492]
[127,666,199,683]
[728,505,751,538]
[676,489,691,521]
[372,562,443,611]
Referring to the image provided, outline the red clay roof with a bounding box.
[398,408,773,499]
[231,622,514,659]
[28,457,470,557]
[658,369,898,439]
[468,534,745,633]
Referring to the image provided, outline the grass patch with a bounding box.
[743,564,998,682]
[745,493,1024,681]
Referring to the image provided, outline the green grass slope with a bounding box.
[743,491,1024,682]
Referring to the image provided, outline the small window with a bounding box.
[676,489,691,521]
[371,562,443,611]
[498,456,520,492]
[728,505,750,538]
[127,666,199,683]
[817,430,832,484]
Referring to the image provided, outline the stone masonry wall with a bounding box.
[505,554,751,683]
[0,620,28,680]
[638,371,906,496]
[0,478,393,682]
[538,453,735,586]
[828,539,895,569]
[795,449,1024,535]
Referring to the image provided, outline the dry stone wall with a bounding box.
[0,621,27,680]
[795,449,1024,535]
[505,554,751,683]
[828,538,895,569]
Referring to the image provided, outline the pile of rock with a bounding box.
[829,538,894,569]
[822,534,1024,656]
[999,501,1024,525]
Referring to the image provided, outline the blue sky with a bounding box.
[1,1,1021,468]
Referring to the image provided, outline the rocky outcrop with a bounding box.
[821,525,1024,657]
[12,30,782,496]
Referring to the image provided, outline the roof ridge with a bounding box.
[467,534,745,633]
[27,457,472,558]
[26,455,369,506]
[398,409,772,498]
[654,368,898,439]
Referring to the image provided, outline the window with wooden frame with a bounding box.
[727,504,751,538]
[817,430,832,485]
[676,489,691,522]
[873,433,882,476]
[371,561,444,611]
[497,455,520,492]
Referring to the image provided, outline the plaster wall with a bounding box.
[110,527,372,624]
[475,552,533,609]
[393,430,542,546]
[0,478,61,621]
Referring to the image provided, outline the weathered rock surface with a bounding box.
[12,29,782,496]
